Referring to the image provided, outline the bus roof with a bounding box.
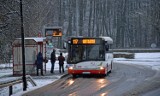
[99,36,113,44]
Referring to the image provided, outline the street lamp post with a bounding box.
[20,0,27,91]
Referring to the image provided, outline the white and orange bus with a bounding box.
[67,36,113,77]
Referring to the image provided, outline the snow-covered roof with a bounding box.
[12,37,46,46]
[24,37,46,42]
[99,36,113,44]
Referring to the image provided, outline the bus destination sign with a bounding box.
[71,38,99,45]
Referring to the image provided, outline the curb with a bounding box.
[60,73,69,79]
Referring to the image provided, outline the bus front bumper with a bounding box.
[68,67,106,75]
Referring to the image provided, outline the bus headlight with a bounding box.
[69,66,74,70]
[100,66,104,70]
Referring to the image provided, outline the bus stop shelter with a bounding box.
[12,37,46,76]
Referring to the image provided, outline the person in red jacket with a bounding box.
[58,53,65,73]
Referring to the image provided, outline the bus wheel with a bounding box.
[72,74,77,78]
[106,72,108,76]
[108,70,112,73]
[101,74,106,78]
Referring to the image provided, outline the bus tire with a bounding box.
[106,72,109,76]
[72,74,76,78]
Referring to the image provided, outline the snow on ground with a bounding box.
[0,61,68,96]
[0,52,160,96]
[114,52,160,70]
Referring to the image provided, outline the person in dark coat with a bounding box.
[36,52,44,76]
[58,53,65,73]
[50,49,56,73]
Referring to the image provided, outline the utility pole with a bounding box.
[20,0,27,91]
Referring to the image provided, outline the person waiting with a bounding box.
[58,53,65,73]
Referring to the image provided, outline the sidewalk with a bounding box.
[0,61,68,96]
[32,69,68,79]
[25,61,68,88]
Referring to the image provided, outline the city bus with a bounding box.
[67,36,113,77]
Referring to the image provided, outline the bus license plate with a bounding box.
[82,72,90,74]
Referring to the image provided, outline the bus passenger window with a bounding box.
[99,50,104,58]
[99,46,104,58]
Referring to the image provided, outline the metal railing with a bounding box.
[0,75,37,96]
[113,48,160,53]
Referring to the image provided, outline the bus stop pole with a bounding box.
[20,0,27,91]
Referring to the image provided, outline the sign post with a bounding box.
[20,0,27,91]
[45,27,63,48]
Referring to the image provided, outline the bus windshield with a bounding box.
[67,44,105,64]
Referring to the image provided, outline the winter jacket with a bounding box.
[36,52,43,69]
[58,55,65,65]
[51,51,56,62]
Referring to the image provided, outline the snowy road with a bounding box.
[22,63,160,96]
[0,52,159,96]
